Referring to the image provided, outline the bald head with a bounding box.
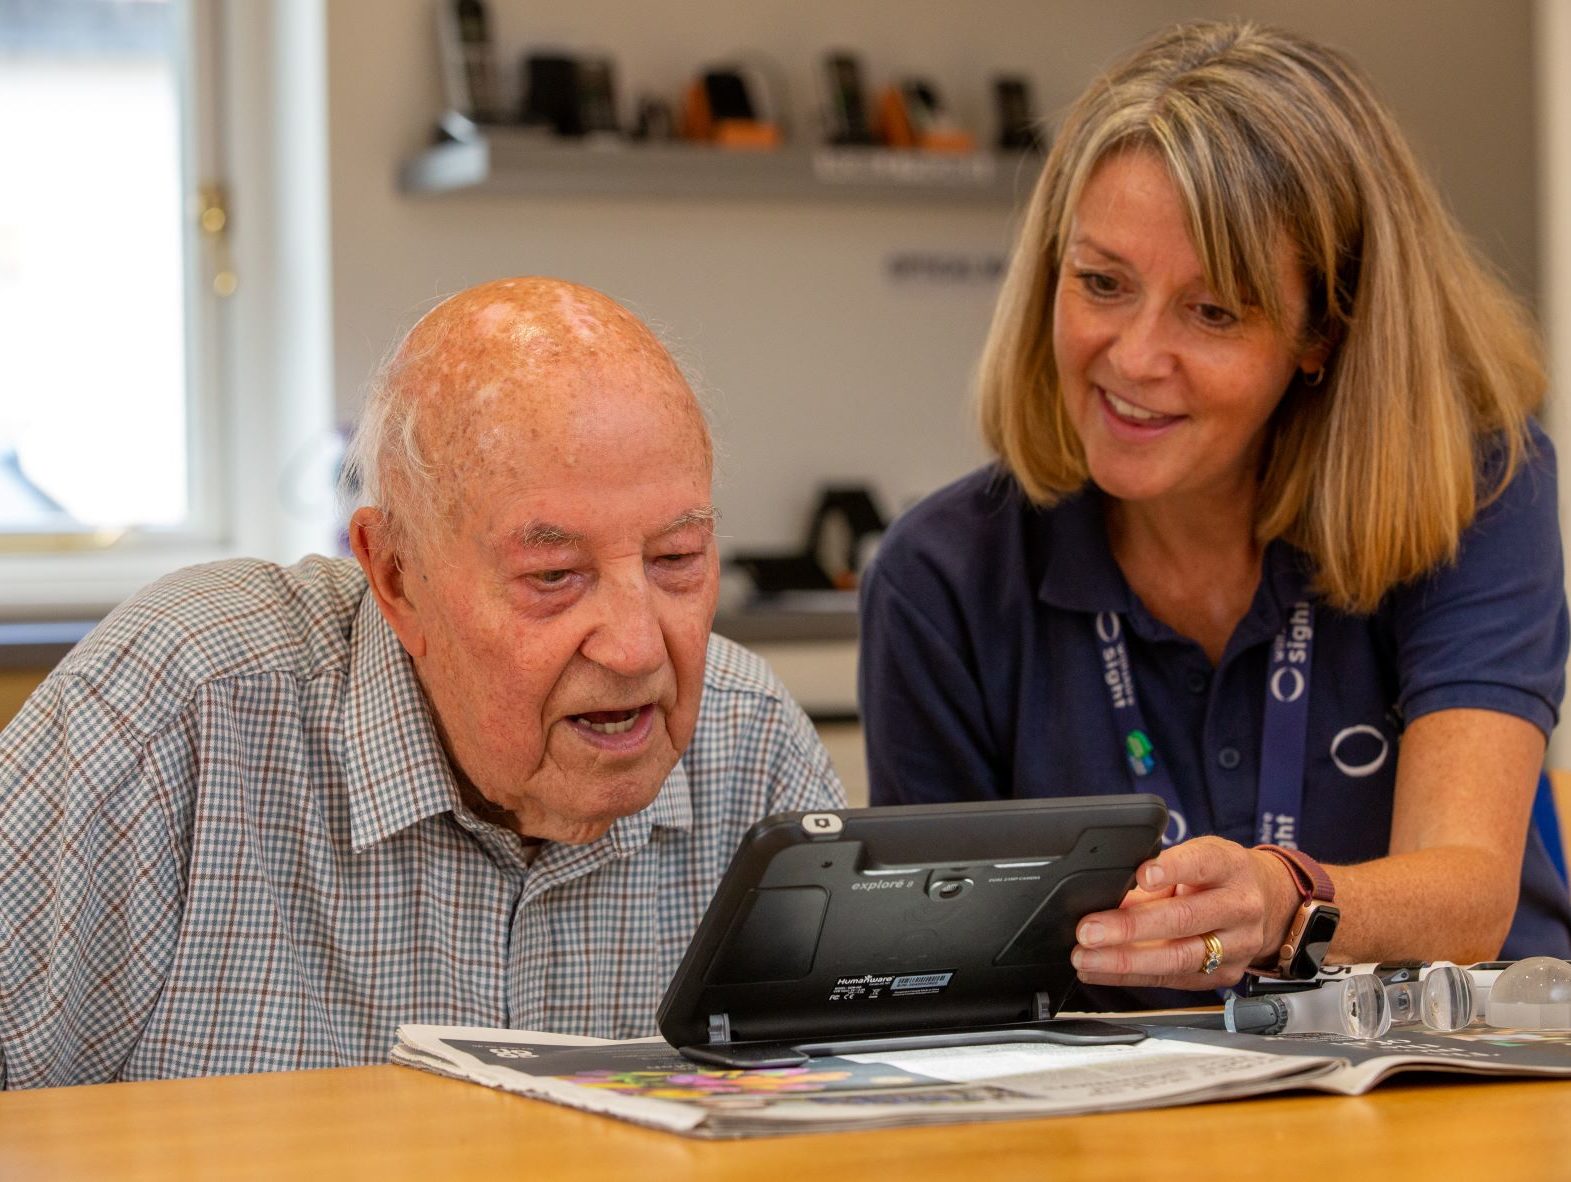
[345,277,710,557]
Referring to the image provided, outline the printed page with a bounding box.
[1152,1023,1571,1094]
[392,1023,1340,1136]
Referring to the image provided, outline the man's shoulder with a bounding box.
[693,632,819,752]
[685,633,843,807]
[55,555,368,730]
[700,632,794,705]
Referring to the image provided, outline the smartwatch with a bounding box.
[1255,844,1340,980]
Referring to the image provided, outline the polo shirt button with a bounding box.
[1187,670,1209,694]
[1217,747,1242,770]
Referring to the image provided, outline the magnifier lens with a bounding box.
[1386,980,1421,1025]
[1339,972,1392,1039]
[1485,956,1571,1031]
[1420,963,1475,1032]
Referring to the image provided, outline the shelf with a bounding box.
[398,130,1040,205]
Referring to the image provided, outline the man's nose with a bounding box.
[1106,304,1178,383]
[581,574,667,679]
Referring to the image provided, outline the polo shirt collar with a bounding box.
[1033,486,1133,615]
[1033,484,1318,646]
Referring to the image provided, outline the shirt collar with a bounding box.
[1033,486,1134,615]
[497,736,696,892]
[596,757,696,861]
[342,594,460,853]
[1032,483,1318,643]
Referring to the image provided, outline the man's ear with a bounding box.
[349,507,428,658]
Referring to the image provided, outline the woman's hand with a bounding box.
[1071,836,1301,990]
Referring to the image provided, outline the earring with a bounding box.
[1302,368,1326,387]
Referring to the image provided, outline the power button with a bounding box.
[801,812,844,837]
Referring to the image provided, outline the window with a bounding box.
[0,0,209,540]
[0,0,335,613]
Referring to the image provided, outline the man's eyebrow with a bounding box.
[510,522,585,549]
[657,505,721,535]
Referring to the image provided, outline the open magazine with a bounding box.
[389,1017,1571,1139]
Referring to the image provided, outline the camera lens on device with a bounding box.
[928,877,972,900]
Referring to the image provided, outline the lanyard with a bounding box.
[1095,601,1314,847]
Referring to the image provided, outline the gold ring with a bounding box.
[1200,931,1224,975]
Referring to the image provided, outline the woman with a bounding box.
[858,20,1571,1008]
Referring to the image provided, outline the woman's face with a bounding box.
[1052,149,1325,511]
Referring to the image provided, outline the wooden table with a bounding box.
[2,1063,1569,1181]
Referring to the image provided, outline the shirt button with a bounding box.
[1187,670,1209,694]
[1217,747,1242,770]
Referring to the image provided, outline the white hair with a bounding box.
[337,334,438,559]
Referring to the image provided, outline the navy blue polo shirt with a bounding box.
[859,427,1571,1010]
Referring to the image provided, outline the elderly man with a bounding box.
[0,278,844,1089]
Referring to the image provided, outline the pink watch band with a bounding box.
[1255,843,1335,902]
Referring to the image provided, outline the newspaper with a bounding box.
[388,1015,1571,1138]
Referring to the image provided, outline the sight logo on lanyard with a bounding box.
[1096,602,1315,848]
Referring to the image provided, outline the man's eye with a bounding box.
[530,569,572,586]
[654,552,701,568]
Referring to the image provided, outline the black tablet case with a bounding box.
[658,795,1168,1067]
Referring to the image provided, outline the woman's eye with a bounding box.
[1194,302,1240,328]
[1075,270,1120,298]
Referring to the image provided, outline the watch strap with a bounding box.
[1255,844,1334,902]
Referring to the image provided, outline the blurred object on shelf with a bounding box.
[435,0,502,124]
[731,552,838,596]
[631,95,676,141]
[682,65,781,149]
[809,486,887,589]
[520,53,620,138]
[877,78,975,152]
[575,57,621,138]
[520,53,579,133]
[994,75,1046,152]
[731,485,887,600]
[432,108,482,144]
[820,51,875,145]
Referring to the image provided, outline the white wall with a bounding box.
[326,0,1537,554]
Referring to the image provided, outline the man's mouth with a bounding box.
[563,704,658,753]
[569,707,644,735]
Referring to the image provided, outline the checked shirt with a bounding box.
[0,556,843,1089]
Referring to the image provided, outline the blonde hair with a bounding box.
[978,20,1544,613]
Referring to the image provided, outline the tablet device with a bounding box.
[657,794,1167,1068]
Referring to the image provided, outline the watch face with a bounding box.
[1287,903,1341,979]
